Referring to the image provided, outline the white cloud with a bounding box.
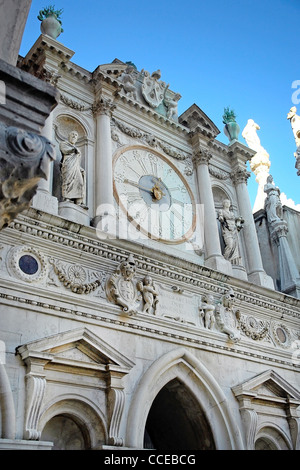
[280,192,300,212]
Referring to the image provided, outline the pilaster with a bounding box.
[92,95,116,233]
[229,142,274,289]
[193,147,232,275]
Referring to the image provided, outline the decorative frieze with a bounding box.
[4,211,300,321]
[111,117,189,161]
[208,164,230,180]
[60,93,90,112]
[49,258,106,295]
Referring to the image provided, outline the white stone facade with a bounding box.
[0,33,299,451]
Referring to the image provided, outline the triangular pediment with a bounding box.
[232,369,300,403]
[179,103,220,139]
[17,327,135,372]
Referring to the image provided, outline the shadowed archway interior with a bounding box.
[144,378,215,450]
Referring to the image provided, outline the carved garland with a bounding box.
[49,259,102,294]
[111,117,189,161]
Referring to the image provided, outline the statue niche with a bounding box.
[218,199,244,265]
[59,130,86,207]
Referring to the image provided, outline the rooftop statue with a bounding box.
[242,119,263,153]
[287,106,300,148]
[264,175,283,224]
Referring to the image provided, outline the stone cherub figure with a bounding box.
[200,294,215,329]
[137,275,159,314]
[264,175,283,224]
[218,199,244,264]
[59,130,86,206]
[119,65,138,100]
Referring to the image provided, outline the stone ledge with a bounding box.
[0,57,59,133]
[0,439,53,450]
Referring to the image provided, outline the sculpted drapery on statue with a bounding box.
[218,199,244,264]
[242,119,261,152]
[287,106,300,148]
[264,175,283,224]
[59,130,86,206]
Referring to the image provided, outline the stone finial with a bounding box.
[223,107,240,144]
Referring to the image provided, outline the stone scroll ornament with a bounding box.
[0,125,55,229]
[106,254,142,315]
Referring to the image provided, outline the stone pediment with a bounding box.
[17,327,135,374]
[179,103,220,139]
[232,369,300,404]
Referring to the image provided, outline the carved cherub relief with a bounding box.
[200,294,215,329]
[137,275,159,315]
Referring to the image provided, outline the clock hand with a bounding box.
[124,179,153,194]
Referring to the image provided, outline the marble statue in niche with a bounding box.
[137,275,159,315]
[218,199,244,264]
[59,130,86,206]
[264,175,283,224]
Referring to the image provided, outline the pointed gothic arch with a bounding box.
[126,348,244,450]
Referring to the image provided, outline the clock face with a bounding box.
[113,146,196,244]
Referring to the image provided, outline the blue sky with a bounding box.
[19,0,300,208]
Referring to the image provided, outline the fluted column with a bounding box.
[231,168,274,289]
[93,97,116,231]
[193,149,232,275]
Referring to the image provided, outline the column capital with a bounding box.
[231,167,251,186]
[192,147,213,166]
[269,220,289,245]
[92,96,116,118]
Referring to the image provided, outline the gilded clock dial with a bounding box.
[113,146,196,244]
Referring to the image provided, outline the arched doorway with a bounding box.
[144,378,215,450]
[126,348,243,449]
[254,426,291,450]
[41,414,90,450]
